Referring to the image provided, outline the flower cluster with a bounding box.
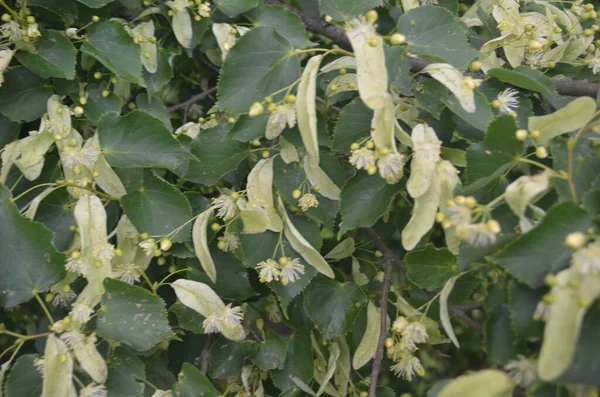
[387,317,429,381]
[349,141,405,183]
[202,303,244,334]
[255,257,305,285]
[138,235,173,258]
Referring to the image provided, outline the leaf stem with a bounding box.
[33,291,54,324]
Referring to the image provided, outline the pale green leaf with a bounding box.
[407,124,441,198]
[528,97,597,144]
[316,342,340,396]
[247,158,283,232]
[41,335,73,397]
[439,275,460,348]
[297,55,322,162]
[402,168,441,250]
[303,156,341,200]
[424,63,475,113]
[370,93,396,151]
[171,279,225,317]
[437,370,514,397]
[72,333,107,384]
[238,204,270,234]
[325,238,355,260]
[192,208,216,283]
[352,301,381,369]
[170,8,192,48]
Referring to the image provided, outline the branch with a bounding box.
[368,251,393,397]
[167,87,218,112]
[265,0,600,98]
[199,334,212,374]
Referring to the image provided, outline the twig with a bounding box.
[167,87,218,112]
[450,306,483,333]
[264,0,600,98]
[368,253,393,397]
[363,228,407,272]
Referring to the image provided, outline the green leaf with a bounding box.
[33,188,75,252]
[443,90,492,132]
[173,363,219,397]
[485,303,516,364]
[188,249,256,301]
[528,97,597,144]
[97,279,172,351]
[83,86,123,125]
[3,354,43,397]
[271,329,314,391]
[508,280,544,340]
[81,21,143,84]
[105,347,145,397]
[75,0,112,7]
[397,6,478,67]
[172,301,205,334]
[136,93,172,132]
[217,27,300,114]
[352,300,380,370]
[415,79,448,119]
[320,0,382,21]
[144,48,174,95]
[269,264,317,317]
[487,66,555,96]
[28,0,77,25]
[491,202,593,287]
[464,115,522,190]
[557,307,600,385]
[209,338,258,378]
[385,45,412,96]
[121,170,192,243]
[16,30,76,79]
[0,68,53,122]
[252,331,288,370]
[405,244,460,290]
[0,184,65,307]
[246,5,313,49]
[303,277,368,339]
[550,138,600,201]
[332,98,373,153]
[183,124,249,186]
[240,230,279,266]
[98,110,191,172]
[229,113,268,142]
[216,0,258,17]
[340,173,403,234]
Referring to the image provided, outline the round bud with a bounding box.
[249,102,264,117]
[279,256,289,266]
[127,102,136,110]
[593,25,600,32]
[588,44,596,54]
[324,15,333,23]
[348,82,357,89]
[528,40,543,50]
[377,147,390,156]
[284,94,296,104]
[350,142,360,151]
[143,51,151,59]
[524,24,534,32]
[565,231,586,249]
[73,106,84,116]
[1,14,11,22]
[45,293,54,303]
[26,16,36,24]
[544,274,557,287]
[149,36,157,43]
[101,90,110,97]
[79,96,88,105]
[262,150,270,159]
[390,33,406,45]
[160,238,172,251]
[443,220,452,230]
[264,95,273,103]
[157,257,167,265]
[374,250,383,258]
[94,71,102,79]
[435,212,445,223]
[217,241,226,250]
[366,10,378,23]
[92,15,100,22]
[230,192,240,200]
[554,27,562,34]
[530,129,541,139]
[227,117,236,123]
[194,15,201,21]
[454,195,465,205]
[292,189,302,199]
[143,0,150,5]
[577,297,590,308]
[465,196,477,208]
[583,29,594,37]
[591,10,598,18]
[585,3,595,11]
[140,232,149,240]
[384,338,394,348]
[250,139,261,147]
[491,99,501,109]
[329,83,338,92]
[339,68,347,75]
[365,140,375,149]
[211,223,221,232]
[367,37,378,47]
[168,10,174,16]
[515,129,528,141]
[114,248,123,256]
[547,61,556,69]
[366,165,377,175]
[535,146,548,159]
[360,392,368,397]
[267,103,277,112]
[486,219,501,234]
[458,3,468,12]
[312,185,320,192]
[581,12,590,21]
[470,60,482,71]
[256,318,264,329]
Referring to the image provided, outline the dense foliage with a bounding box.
[1,0,600,396]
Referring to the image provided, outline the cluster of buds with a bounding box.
[255,256,306,285]
[349,141,405,183]
[386,316,428,381]
[438,195,502,248]
[292,187,319,211]
[138,234,173,257]
[514,128,548,158]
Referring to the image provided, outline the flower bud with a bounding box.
[565,231,586,249]
[249,102,264,117]
[465,196,477,208]
[528,40,543,50]
[324,15,333,22]
[278,256,289,266]
[262,150,270,159]
[491,99,501,109]
[73,106,84,116]
[194,15,201,21]
[435,212,445,223]
[530,129,540,139]
[140,232,149,240]
[284,94,296,104]
[1,14,11,22]
[547,61,556,69]
[292,189,301,199]
[158,257,167,265]
[390,33,406,45]
[366,165,377,175]
[544,274,557,287]
[250,139,261,147]
[101,90,110,97]
[486,219,501,234]
[442,219,452,229]
[92,15,100,22]
[374,250,383,258]
[339,68,347,75]
[230,192,240,200]
[26,16,36,24]
[160,238,172,251]
[367,38,378,47]
[535,146,548,159]
[350,142,360,151]
[217,241,226,250]
[256,318,264,329]
[211,223,221,232]
[454,195,465,205]
[583,29,594,37]
[470,60,482,71]
[94,71,102,79]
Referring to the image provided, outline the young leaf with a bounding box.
[424,63,475,113]
[192,208,216,283]
[41,335,73,397]
[278,197,334,278]
[437,370,514,397]
[406,244,460,290]
[528,97,597,144]
[173,363,219,397]
[297,55,323,163]
[352,301,381,369]
[325,238,355,260]
[246,158,283,232]
[439,275,461,348]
